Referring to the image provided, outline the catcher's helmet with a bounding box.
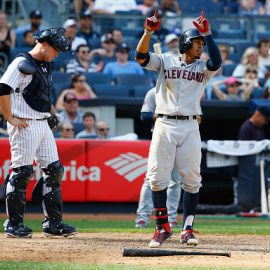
[179,28,206,54]
[33,27,71,52]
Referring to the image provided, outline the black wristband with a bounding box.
[0,83,12,96]
[134,51,149,60]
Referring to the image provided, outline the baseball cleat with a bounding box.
[180,230,199,246]
[43,223,77,237]
[135,220,148,228]
[149,228,173,248]
[4,221,33,238]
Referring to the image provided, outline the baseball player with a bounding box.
[135,88,182,229]
[135,10,222,248]
[0,27,77,238]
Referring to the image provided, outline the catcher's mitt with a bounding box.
[47,114,60,131]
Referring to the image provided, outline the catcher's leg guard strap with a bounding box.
[6,166,33,224]
[42,160,64,224]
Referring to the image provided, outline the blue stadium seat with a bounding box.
[73,122,85,135]
[133,85,150,97]
[85,73,111,86]
[115,74,153,89]
[93,84,131,97]
[52,71,71,84]
[222,63,238,76]
[52,82,71,102]
[89,38,101,49]
[53,52,75,71]
[250,88,264,99]
[10,47,30,61]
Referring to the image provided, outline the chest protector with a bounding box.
[19,52,52,112]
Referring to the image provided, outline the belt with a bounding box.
[15,116,49,121]
[158,114,197,120]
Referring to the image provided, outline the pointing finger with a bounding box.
[154,9,158,18]
[201,10,205,18]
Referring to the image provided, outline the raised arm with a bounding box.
[135,9,160,65]
[193,11,222,71]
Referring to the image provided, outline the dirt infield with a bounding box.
[0,214,270,269]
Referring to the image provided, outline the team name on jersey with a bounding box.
[164,69,204,82]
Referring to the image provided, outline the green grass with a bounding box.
[1,217,269,270]
[0,261,266,270]
[0,218,268,235]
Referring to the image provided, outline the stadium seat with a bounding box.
[222,63,238,76]
[250,88,264,99]
[9,47,30,61]
[89,38,101,49]
[52,71,71,84]
[85,73,111,86]
[133,85,150,98]
[233,41,255,61]
[52,82,71,103]
[115,74,153,89]
[93,84,132,98]
[53,52,75,71]
[73,122,85,135]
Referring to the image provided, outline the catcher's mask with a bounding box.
[179,28,206,54]
[33,27,71,52]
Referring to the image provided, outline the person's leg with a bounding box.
[34,126,76,236]
[175,121,202,245]
[135,176,153,228]
[147,119,176,247]
[4,121,42,237]
[167,166,181,227]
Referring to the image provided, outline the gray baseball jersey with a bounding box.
[0,56,58,168]
[145,53,218,115]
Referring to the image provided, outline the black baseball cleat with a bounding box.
[43,222,77,237]
[4,220,33,238]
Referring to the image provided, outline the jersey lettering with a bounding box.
[164,69,204,82]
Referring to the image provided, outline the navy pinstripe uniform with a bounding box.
[0,28,77,238]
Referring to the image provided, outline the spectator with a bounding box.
[211,76,249,101]
[160,0,182,15]
[238,0,265,16]
[72,0,94,16]
[102,42,144,80]
[63,18,87,51]
[66,44,103,75]
[95,121,110,139]
[263,85,270,99]
[93,0,137,14]
[137,0,158,15]
[76,111,97,138]
[112,28,123,46]
[0,10,15,64]
[238,105,270,140]
[57,92,83,124]
[232,47,267,80]
[59,122,75,139]
[56,74,96,110]
[163,33,180,56]
[241,68,263,99]
[22,30,35,48]
[257,38,270,68]
[218,44,234,65]
[89,33,116,66]
[264,0,270,15]
[15,10,46,46]
[76,13,100,46]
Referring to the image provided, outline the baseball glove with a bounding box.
[47,114,60,131]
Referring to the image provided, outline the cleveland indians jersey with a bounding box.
[144,53,218,115]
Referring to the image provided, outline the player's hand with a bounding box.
[145,9,161,32]
[9,117,29,128]
[193,10,211,35]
